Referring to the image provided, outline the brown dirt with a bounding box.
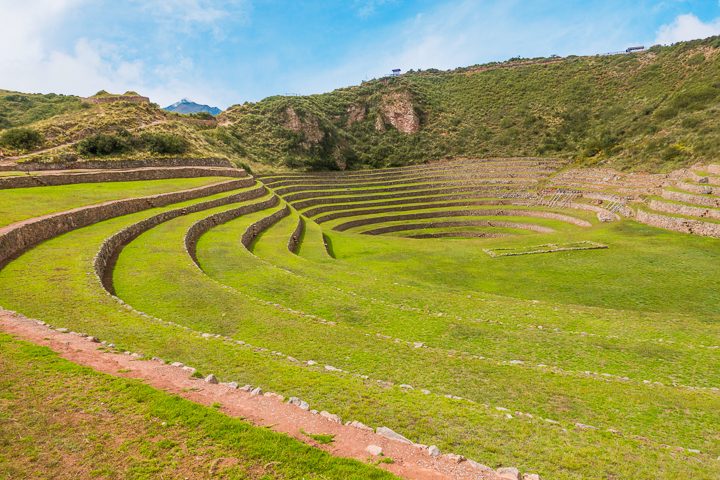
[0,310,502,480]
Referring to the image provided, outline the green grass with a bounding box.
[302,430,335,445]
[0,334,394,479]
[1,175,719,479]
[0,176,231,227]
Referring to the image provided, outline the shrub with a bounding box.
[140,132,189,155]
[77,132,131,156]
[0,127,42,150]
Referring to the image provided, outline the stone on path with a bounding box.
[497,467,521,480]
[522,474,541,480]
[375,426,412,444]
[204,374,218,384]
[365,444,383,456]
[427,445,441,457]
[319,411,342,423]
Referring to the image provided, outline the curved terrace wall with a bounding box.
[662,190,720,208]
[636,209,720,238]
[362,220,554,235]
[283,183,518,203]
[648,199,720,221]
[0,166,246,189]
[287,217,305,253]
[0,178,253,269]
[11,157,234,172]
[184,196,280,264]
[312,200,591,224]
[332,209,591,232]
[241,204,291,248]
[94,185,268,293]
[290,187,512,210]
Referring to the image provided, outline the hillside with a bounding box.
[1,36,720,173]
[218,36,720,172]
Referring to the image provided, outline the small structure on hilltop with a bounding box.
[626,46,645,53]
[391,68,401,77]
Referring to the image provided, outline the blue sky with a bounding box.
[0,0,719,108]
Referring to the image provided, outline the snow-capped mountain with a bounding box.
[164,98,222,115]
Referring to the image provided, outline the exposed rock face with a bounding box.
[284,107,325,144]
[346,104,367,127]
[378,91,420,134]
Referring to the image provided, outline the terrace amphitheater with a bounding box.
[0,154,719,479]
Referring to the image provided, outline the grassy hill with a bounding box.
[2,36,720,172]
[218,36,720,172]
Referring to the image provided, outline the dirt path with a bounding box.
[0,310,507,480]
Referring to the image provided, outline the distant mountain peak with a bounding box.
[164,99,221,116]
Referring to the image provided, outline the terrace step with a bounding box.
[648,199,720,221]
[660,189,720,209]
[635,207,720,238]
[0,166,246,190]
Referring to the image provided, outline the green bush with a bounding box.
[140,133,189,155]
[77,132,131,156]
[0,127,42,150]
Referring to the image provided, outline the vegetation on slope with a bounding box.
[214,36,720,172]
[0,90,84,129]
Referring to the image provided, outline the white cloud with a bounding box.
[655,13,720,44]
[0,0,228,107]
[290,0,637,95]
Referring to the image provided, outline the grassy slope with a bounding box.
[0,334,395,480]
[0,90,84,129]
[0,176,231,227]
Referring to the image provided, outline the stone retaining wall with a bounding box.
[362,220,554,235]
[0,166,246,189]
[275,178,535,197]
[567,202,620,222]
[0,178,252,269]
[648,199,720,221]
[314,200,525,223]
[94,185,268,292]
[333,209,589,232]
[302,195,516,217]
[636,209,720,238]
[184,196,279,264]
[407,232,509,239]
[290,187,511,210]
[676,181,718,195]
[285,184,516,203]
[10,157,233,172]
[287,217,305,253]
[257,158,559,181]
[662,190,720,208]
[263,169,551,188]
[241,203,290,248]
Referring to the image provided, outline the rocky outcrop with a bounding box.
[284,107,325,144]
[378,90,420,134]
[346,104,367,127]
